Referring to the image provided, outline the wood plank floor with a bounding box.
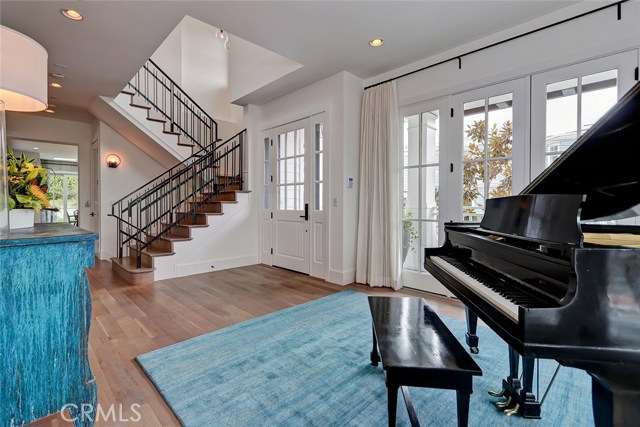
[30,260,465,427]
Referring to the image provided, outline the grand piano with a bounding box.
[425,80,640,427]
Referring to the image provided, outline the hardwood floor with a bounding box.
[30,260,465,427]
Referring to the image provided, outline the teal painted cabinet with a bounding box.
[1,224,98,427]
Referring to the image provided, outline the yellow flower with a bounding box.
[28,185,50,208]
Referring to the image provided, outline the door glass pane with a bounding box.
[545,78,578,166]
[402,219,420,271]
[296,129,305,155]
[582,69,617,132]
[278,134,286,157]
[421,110,439,164]
[315,123,323,151]
[315,182,323,211]
[488,159,512,198]
[286,131,295,156]
[463,99,486,161]
[463,161,485,221]
[422,221,439,254]
[403,114,419,167]
[487,93,513,158]
[421,165,438,220]
[403,168,419,219]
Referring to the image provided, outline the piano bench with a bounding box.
[368,296,482,427]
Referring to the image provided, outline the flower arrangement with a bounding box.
[7,148,50,211]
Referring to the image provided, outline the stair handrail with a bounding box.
[126,58,220,151]
[110,129,246,268]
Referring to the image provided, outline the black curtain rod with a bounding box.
[364,0,628,91]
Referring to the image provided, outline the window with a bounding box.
[544,70,617,167]
[462,94,513,221]
[402,109,440,272]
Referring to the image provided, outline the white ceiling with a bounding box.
[8,139,78,162]
[1,0,586,113]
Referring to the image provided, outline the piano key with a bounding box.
[431,256,520,322]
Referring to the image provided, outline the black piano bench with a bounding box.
[368,296,482,427]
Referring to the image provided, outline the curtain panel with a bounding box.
[355,81,401,289]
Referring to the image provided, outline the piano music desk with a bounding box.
[368,296,482,427]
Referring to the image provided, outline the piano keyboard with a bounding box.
[431,256,520,322]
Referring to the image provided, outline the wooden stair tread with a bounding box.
[129,246,175,257]
[130,103,151,110]
[147,117,166,123]
[163,130,181,136]
[121,88,135,96]
[156,234,192,242]
[111,257,154,273]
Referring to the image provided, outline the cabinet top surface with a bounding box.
[0,223,98,246]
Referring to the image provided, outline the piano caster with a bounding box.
[505,404,521,416]
[470,346,479,354]
[495,396,512,408]
[488,389,505,397]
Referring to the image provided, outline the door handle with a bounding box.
[299,203,309,221]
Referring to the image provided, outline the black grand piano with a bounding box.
[425,80,640,427]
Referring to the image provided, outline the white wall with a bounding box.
[365,1,640,106]
[96,121,166,260]
[253,71,362,285]
[228,35,302,102]
[151,16,244,126]
[5,113,92,230]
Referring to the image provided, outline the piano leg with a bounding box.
[496,349,541,418]
[520,357,541,418]
[464,306,479,354]
[591,375,640,427]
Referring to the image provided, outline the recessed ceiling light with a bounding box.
[33,147,40,150]
[44,108,56,114]
[54,63,68,69]
[61,9,83,21]
[369,38,384,47]
[49,96,57,100]
[49,82,62,88]
[49,72,65,79]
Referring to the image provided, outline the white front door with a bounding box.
[271,119,311,274]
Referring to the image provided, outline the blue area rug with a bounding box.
[136,290,593,426]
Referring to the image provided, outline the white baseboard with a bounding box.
[173,254,259,278]
[328,268,356,286]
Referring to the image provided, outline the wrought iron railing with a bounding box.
[111,130,246,268]
[126,59,220,151]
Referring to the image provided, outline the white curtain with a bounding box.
[356,81,401,289]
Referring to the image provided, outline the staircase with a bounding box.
[109,59,248,285]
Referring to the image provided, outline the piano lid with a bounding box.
[523,81,640,221]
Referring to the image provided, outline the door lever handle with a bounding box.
[299,203,309,221]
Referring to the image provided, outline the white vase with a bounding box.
[9,208,35,229]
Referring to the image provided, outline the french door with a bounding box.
[262,114,326,276]
[531,50,638,179]
[400,78,527,294]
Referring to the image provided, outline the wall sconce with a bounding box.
[105,154,121,168]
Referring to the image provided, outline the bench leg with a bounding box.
[371,322,380,366]
[456,390,471,427]
[388,384,399,427]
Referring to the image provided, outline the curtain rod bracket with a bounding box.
[458,57,462,70]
